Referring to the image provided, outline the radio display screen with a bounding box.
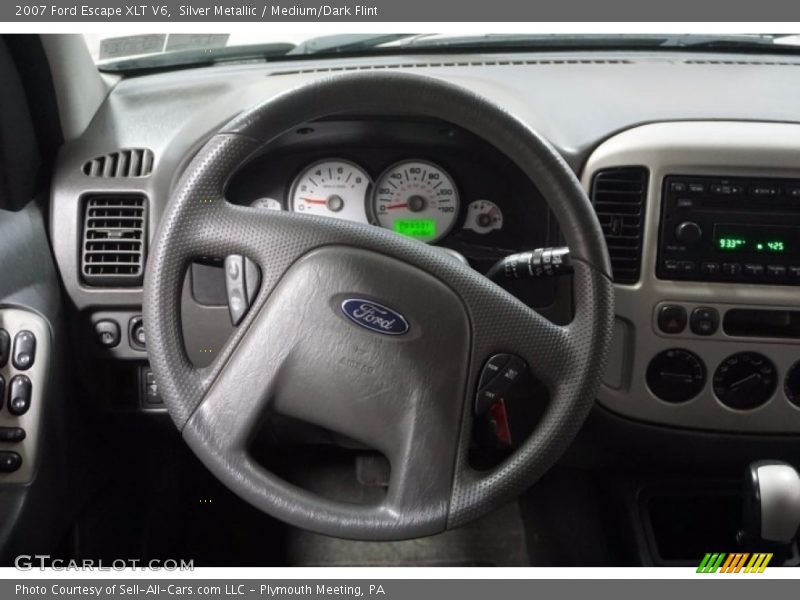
[714,224,796,255]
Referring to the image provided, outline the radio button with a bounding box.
[767,265,787,278]
[751,186,779,196]
[722,263,742,276]
[676,198,693,209]
[658,305,687,334]
[670,182,687,193]
[663,260,680,273]
[690,307,720,336]
[675,221,702,245]
[743,264,765,277]
[688,183,705,193]
[701,262,720,275]
[789,266,800,279]
[679,261,696,273]
[711,184,743,195]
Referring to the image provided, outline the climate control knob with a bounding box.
[675,221,703,245]
[646,348,706,403]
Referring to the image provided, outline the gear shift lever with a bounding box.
[737,461,800,559]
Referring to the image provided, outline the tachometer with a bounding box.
[372,160,459,243]
[290,159,370,223]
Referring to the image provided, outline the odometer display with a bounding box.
[394,219,437,238]
[372,160,459,243]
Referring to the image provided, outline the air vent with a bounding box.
[81,195,147,286]
[82,148,154,178]
[590,167,648,285]
[269,58,633,77]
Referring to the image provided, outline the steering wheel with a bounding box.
[143,72,614,540]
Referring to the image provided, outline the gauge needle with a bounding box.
[301,197,328,205]
[385,203,409,209]
[730,373,760,390]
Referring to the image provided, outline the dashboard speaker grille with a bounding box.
[590,167,648,284]
[81,195,147,286]
[82,148,154,178]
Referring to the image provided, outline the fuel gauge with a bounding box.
[463,200,503,234]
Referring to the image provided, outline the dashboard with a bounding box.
[43,50,800,449]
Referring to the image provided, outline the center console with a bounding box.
[582,121,800,433]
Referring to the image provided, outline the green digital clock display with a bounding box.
[714,225,794,255]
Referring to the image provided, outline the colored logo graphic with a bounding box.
[697,552,773,573]
[340,299,409,336]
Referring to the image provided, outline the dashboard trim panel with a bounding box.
[582,121,800,433]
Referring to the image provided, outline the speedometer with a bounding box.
[290,159,370,223]
[372,160,459,243]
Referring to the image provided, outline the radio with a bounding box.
[657,175,800,285]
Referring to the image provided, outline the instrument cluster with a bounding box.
[250,156,506,246]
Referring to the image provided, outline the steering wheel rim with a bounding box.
[143,72,615,540]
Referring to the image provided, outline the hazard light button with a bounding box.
[657,304,687,334]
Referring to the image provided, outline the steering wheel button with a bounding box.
[478,354,512,389]
[12,331,36,370]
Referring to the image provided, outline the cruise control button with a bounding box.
[8,375,31,416]
[0,427,25,443]
[477,354,512,389]
[12,331,36,370]
[475,355,528,414]
[0,329,9,367]
[0,452,22,473]
[657,304,687,334]
[690,306,720,336]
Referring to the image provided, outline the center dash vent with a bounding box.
[82,148,154,178]
[590,167,648,284]
[81,195,147,286]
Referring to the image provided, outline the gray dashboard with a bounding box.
[48,49,800,434]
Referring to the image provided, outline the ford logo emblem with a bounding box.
[340,298,409,336]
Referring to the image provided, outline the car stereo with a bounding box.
[657,175,800,285]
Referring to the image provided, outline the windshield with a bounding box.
[85,33,800,73]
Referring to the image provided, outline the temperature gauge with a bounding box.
[463,200,503,235]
